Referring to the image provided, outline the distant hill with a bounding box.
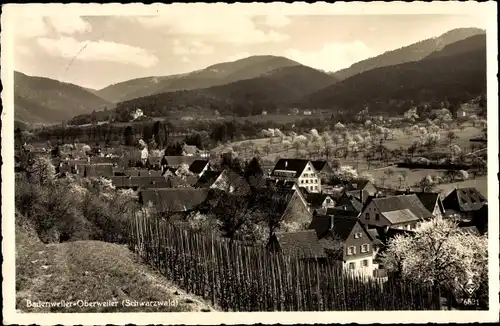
[333,27,485,80]
[109,64,338,120]
[96,55,301,103]
[424,33,486,59]
[299,34,486,114]
[14,71,113,124]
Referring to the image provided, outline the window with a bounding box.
[301,180,304,184]
[365,213,370,220]
[362,259,369,267]
[354,232,362,239]
[314,179,318,183]
[315,186,318,190]
[326,198,331,204]
[361,244,370,253]
[375,214,380,221]
[347,246,356,255]
[349,262,355,270]
[308,167,311,171]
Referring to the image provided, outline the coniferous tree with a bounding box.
[123,126,135,146]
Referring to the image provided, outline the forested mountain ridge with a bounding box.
[14,71,113,124]
[332,27,485,81]
[107,64,338,121]
[95,55,302,103]
[299,34,486,114]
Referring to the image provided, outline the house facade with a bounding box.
[309,215,375,276]
[305,193,336,212]
[270,159,322,193]
[456,103,481,118]
[132,109,144,120]
[342,220,375,275]
[359,194,434,230]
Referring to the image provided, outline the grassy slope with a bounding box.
[16,226,214,313]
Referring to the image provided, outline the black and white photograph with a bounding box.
[2,2,498,324]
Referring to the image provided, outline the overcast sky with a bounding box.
[13,7,488,90]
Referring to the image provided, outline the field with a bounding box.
[435,176,488,198]
[379,126,482,151]
[366,166,488,196]
[211,123,487,197]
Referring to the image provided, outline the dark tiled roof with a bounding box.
[166,176,198,188]
[163,156,202,167]
[271,159,310,178]
[119,169,140,177]
[273,230,326,259]
[414,192,441,213]
[68,159,89,165]
[89,156,120,164]
[346,189,371,204]
[266,179,297,190]
[84,164,114,178]
[139,170,163,177]
[344,180,371,191]
[324,207,360,218]
[139,188,209,213]
[336,192,364,213]
[306,193,332,208]
[256,188,296,217]
[371,194,434,220]
[188,160,209,174]
[213,170,251,195]
[110,176,169,188]
[310,160,328,172]
[308,214,333,238]
[195,170,222,188]
[444,188,487,212]
[330,216,360,241]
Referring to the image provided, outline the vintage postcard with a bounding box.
[2,2,499,325]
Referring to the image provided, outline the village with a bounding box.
[14,97,489,312]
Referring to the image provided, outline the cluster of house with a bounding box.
[17,144,489,278]
[265,159,488,277]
